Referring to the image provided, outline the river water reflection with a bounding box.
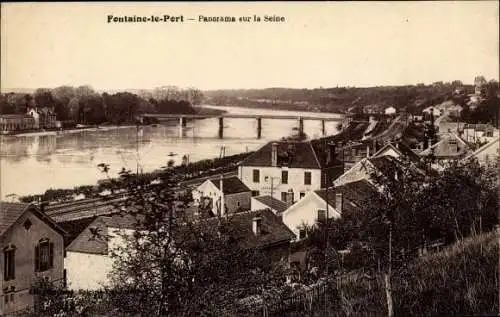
[0,105,342,199]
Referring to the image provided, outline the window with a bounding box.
[299,229,306,240]
[317,209,326,223]
[3,245,16,281]
[300,192,305,199]
[35,239,54,272]
[251,190,260,197]
[252,169,260,183]
[304,172,312,185]
[281,170,288,184]
[281,192,287,202]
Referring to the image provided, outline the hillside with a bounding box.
[204,84,474,114]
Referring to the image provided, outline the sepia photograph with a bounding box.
[0,1,499,316]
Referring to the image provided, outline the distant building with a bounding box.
[27,107,57,129]
[0,114,35,133]
[419,134,471,167]
[192,176,251,217]
[422,107,442,118]
[363,104,383,115]
[238,140,344,205]
[384,106,397,116]
[463,137,499,167]
[0,202,66,315]
[461,124,499,144]
[474,76,487,96]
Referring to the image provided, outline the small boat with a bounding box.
[168,152,177,157]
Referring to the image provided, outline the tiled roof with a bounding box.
[240,141,321,169]
[253,196,288,214]
[58,216,99,246]
[217,209,295,250]
[465,137,500,160]
[0,202,31,236]
[211,176,251,194]
[66,214,138,255]
[66,210,293,255]
[420,134,470,159]
[336,179,380,213]
[1,202,66,237]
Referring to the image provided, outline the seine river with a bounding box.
[0,105,342,199]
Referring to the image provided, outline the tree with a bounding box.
[103,167,289,316]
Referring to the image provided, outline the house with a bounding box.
[0,202,66,316]
[281,189,342,240]
[64,210,295,290]
[422,107,442,118]
[419,134,471,165]
[363,104,383,115]
[282,179,380,240]
[64,214,136,291]
[371,141,421,164]
[461,124,499,144]
[463,137,499,167]
[384,106,397,116]
[0,115,35,133]
[27,107,57,130]
[192,176,251,217]
[251,196,288,216]
[238,140,344,205]
[333,154,426,188]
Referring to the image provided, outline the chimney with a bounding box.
[335,192,343,213]
[252,216,262,236]
[271,142,278,167]
[366,144,370,158]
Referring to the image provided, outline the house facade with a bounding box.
[419,134,471,168]
[464,137,500,167]
[461,124,499,144]
[192,176,251,217]
[0,202,65,316]
[282,189,342,240]
[238,140,344,205]
[0,115,35,133]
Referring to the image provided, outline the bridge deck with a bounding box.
[141,113,343,121]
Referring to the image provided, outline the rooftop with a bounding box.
[252,195,288,214]
[211,176,251,194]
[240,141,321,169]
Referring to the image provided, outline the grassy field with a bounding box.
[281,230,499,316]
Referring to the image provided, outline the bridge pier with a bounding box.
[257,117,262,139]
[321,120,326,137]
[218,117,224,139]
[298,117,304,136]
[179,116,187,127]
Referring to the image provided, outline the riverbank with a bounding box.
[5,106,227,137]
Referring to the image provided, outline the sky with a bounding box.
[1,2,499,91]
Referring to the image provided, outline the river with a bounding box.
[0,105,342,199]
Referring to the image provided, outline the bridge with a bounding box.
[139,113,346,139]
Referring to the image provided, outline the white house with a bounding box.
[281,179,380,240]
[464,137,499,166]
[422,107,442,118]
[238,140,342,205]
[64,215,136,291]
[384,106,397,116]
[192,176,251,217]
[282,189,342,240]
[461,124,499,144]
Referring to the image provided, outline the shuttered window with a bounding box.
[3,245,16,281]
[35,239,54,272]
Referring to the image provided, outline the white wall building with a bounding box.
[238,140,341,205]
[282,189,342,240]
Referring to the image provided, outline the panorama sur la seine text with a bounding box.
[107,15,286,23]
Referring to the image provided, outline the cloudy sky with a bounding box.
[1,2,498,91]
